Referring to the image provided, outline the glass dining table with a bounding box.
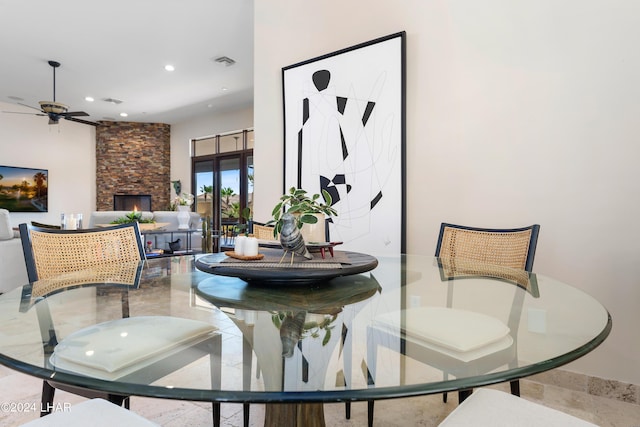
[0,251,612,427]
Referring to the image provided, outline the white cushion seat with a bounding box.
[439,388,598,427]
[373,307,513,362]
[20,398,159,426]
[50,316,217,380]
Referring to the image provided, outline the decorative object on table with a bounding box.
[196,248,378,286]
[306,241,344,259]
[110,210,156,225]
[227,234,261,260]
[268,187,337,242]
[0,165,49,212]
[244,235,259,256]
[60,212,83,230]
[168,239,181,252]
[234,234,247,255]
[173,193,194,229]
[279,212,313,263]
[282,32,406,255]
[224,251,265,261]
[176,206,191,229]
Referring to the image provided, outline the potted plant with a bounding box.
[110,211,156,224]
[268,187,337,241]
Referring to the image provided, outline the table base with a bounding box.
[265,403,325,427]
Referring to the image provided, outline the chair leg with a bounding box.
[510,379,520,397]
[40,381,55,416]
[212,402,220,427]
[345,402,351,419]
[442,371,449,402]
[458,389,473,403]
[367,400,374,427]
[243,403,250,427]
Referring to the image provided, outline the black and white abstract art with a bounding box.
[282,32,406,255]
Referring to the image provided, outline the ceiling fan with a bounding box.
[3,60,99,126]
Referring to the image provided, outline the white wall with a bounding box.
[0,103,253,228]
[0,102,96,227]
[170,106,254,195]
[254,0,640,384]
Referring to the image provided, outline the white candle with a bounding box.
[234,235,246,255]
[244,236,259,257]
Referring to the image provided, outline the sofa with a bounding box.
[0,209,29,293]
[88,211,203,253]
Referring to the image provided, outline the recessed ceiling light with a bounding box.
[120,112,128,117]
[164,64,175,72]
[85,96,94,102]
[221,87,228,91]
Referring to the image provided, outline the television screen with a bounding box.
[0,165,49,212]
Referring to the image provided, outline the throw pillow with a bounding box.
[0,209,13,240]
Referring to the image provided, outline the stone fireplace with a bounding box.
[96,121,171,211]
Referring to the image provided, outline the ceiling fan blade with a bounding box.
[64,116,100,126]
[2,111,46,116]
[18,102,44,112]
[61,111,90,117]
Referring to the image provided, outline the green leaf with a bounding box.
[300,214,318,224]
[322,329,332,346]
[321,189,333,206]
[271,202,283,217]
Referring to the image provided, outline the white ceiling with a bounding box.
[0,0,254,125]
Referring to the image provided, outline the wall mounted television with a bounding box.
[0,165,48,212]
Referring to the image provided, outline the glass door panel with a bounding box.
[246,155,254,221]
[194,160,214,219]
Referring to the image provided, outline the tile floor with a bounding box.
[1,364,639,426]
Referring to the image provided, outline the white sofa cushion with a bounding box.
[439,388,598,426]
[0,237,29,293]
[0,208,12,240]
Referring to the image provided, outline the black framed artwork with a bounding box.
[282,32,406,254]
[0,165,48,212]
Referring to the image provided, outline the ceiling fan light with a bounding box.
[39,101,68,114]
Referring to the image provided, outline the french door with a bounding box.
[192,151,253,249]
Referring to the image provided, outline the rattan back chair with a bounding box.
[18,222,224,426]
[18,222,146,416]
[435,222,539,403]
[357,223,541,426]
[252,222,278,240]
[20,222,146,283]
[435,223,540,272]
